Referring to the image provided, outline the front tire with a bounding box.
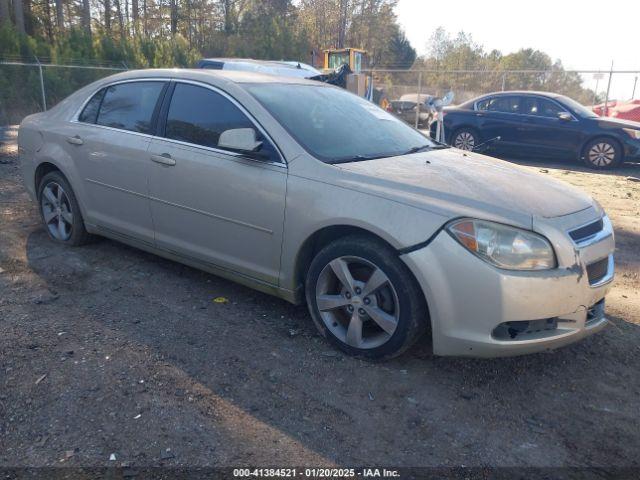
[38,171,91,246]
[451,128,479,151]
[305,235,428,359]
[582,137,622,169]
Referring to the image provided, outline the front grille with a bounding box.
[587,257,609,285]
[569,219,604,243]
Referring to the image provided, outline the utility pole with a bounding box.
[414,71,422,129]
[35,56,47,111]
[603,61,613,117]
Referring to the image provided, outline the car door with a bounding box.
[67,80,167,244]
[518,96,583,157]
[147,81,287,284]
[474,95,523,150]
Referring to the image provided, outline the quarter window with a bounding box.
[96,81,165,134]
[164,83,279,161]
[78,89,105,124]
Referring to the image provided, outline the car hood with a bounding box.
[590,116,640,129]
[336,149,594,227]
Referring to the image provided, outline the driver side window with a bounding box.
[522,97,564,118]
[163,83,280,162]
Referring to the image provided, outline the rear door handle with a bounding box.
[150,153,176,166]
[66,135,83,145]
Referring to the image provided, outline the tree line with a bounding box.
[406,28,598,104]
[0,0,598,123]
[0,0,415,67]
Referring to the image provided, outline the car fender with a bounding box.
[279,157,449,291]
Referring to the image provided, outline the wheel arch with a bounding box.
[292,225,429,314]
[33,160,90,223]
[579,134,624,162]
[34,161,64,195]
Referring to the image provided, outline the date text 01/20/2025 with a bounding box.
[232,468,400,477]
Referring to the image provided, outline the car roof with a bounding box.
[456,90,565,109]
[399,93,432,103]
[200,57,294,66]
[96,68,325,86]
[478,90,563,99]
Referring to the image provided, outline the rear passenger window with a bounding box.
[96,82,165,134]
[477,96,520,114]
[164,83,279,161]
[78,89,105,124]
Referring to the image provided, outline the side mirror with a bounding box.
[558,112,573,122]
[218,128,263,152]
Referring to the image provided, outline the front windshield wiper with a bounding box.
[330,154,390,164]
[403,144,449,155]
[330,144,450,164]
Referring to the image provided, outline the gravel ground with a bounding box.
[1,125,640,471]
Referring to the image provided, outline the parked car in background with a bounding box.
[389,93,433,128]
[433,91,640,169]
[19,70,614,359]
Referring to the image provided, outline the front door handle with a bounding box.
[150,153,176,166]
[66,135,83,145]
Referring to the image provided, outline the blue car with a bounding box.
[431,91,640,169]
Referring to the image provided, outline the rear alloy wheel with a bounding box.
[452,129,478,151]
[583,138,621,169]
[41,181,73,241]
[305,236,427,359]
[38,171,91,246]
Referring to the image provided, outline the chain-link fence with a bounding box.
[367,68,640,126]
[2,61,639,126]
[0,57,127,125]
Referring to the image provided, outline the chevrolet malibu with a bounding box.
[18,69,615,358]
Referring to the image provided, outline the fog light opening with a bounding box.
[492,318,558,341]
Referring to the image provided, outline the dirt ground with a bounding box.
[1,124,639,471]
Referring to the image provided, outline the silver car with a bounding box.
[18,69,615,358]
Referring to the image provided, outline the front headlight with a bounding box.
[623,128,640,140]
[447,218,557,270]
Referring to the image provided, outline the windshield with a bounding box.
[558,95,598,118]
[247,84,436,163]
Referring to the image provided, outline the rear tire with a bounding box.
[582,137,622,169]
[451,128,479,151]
[38,171,91,246]
[305,235,428,359]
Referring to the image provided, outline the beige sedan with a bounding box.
[18,69,614,358]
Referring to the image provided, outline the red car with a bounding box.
[593,100,640,123]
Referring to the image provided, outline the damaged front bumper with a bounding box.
[400,209,615,357]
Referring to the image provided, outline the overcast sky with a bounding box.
[396,0,639,99]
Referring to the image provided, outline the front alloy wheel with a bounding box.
[316,256,400,349]
[587,142,616,167]
[582,137,621,169]
[305,235,428,359]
